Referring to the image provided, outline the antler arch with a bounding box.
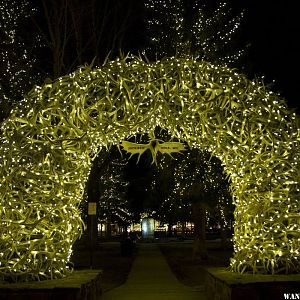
[0,55,299,281]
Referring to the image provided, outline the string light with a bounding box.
[0,55,299,281]
[97,158,130,225]
[0,0,41,120]
[153,149,233,229]
[144,0,246,64]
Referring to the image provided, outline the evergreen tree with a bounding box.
[0,0,41,120]
[152,147,233,257]
[83,148,131,237]
[144,0,246,65]
[98,158,131,236]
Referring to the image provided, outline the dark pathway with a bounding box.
[101,242,207,300]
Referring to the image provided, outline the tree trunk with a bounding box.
[167,223,173,237]
[181,221,186,238]
[191,201,208,260]
[100,223,103,237]
[106,215,111,238]
[219,217,228,250]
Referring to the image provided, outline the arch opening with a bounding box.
[0,56,299,281]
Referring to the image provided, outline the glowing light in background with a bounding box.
[141,218,155,239]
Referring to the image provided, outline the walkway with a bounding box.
[101,242,207,300]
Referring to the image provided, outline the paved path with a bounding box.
[101,243,207,300]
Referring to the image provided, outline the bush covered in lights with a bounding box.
[0,55,299,281]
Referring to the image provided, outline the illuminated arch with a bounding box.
[0,56,299,281]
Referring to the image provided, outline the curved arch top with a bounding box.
[0,55,299,281]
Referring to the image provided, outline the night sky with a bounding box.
[231,0,299,113]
